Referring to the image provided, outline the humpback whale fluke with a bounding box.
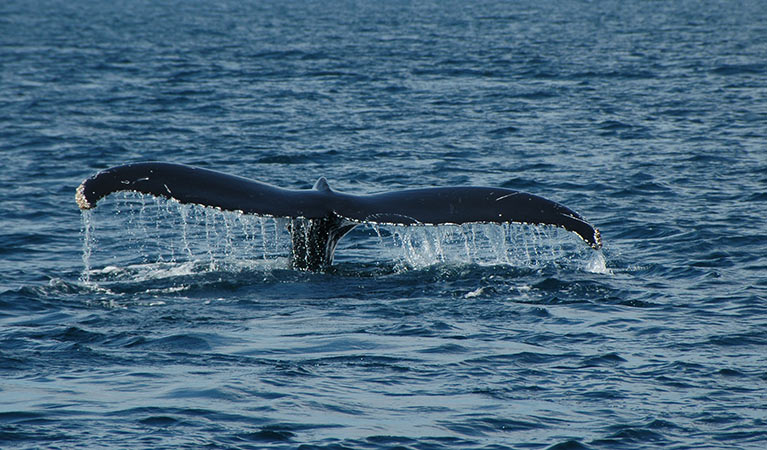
[76,162,602,270]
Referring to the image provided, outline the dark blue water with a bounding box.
[2,0,766,448]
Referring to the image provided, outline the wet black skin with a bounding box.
[76,162,601,271]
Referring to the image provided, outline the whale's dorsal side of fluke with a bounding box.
[76,162,601,270]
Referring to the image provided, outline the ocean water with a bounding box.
[2,0,766,448]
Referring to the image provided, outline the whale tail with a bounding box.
[76,162,601,271]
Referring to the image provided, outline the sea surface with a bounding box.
[1,0,766,449]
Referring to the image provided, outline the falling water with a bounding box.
[367,222,604,272]
[80,192,604,278]
[80,209,93,283]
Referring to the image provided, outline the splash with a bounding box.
[80,193,291,277]
[584,250,610,274]
[369,222,605,272]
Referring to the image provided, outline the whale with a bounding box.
[76,162,602,270]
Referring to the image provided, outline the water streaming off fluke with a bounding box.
[80,192,605,281]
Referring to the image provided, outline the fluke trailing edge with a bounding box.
[76,162,602,270]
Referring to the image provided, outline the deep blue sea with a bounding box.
[2,0,766,448]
